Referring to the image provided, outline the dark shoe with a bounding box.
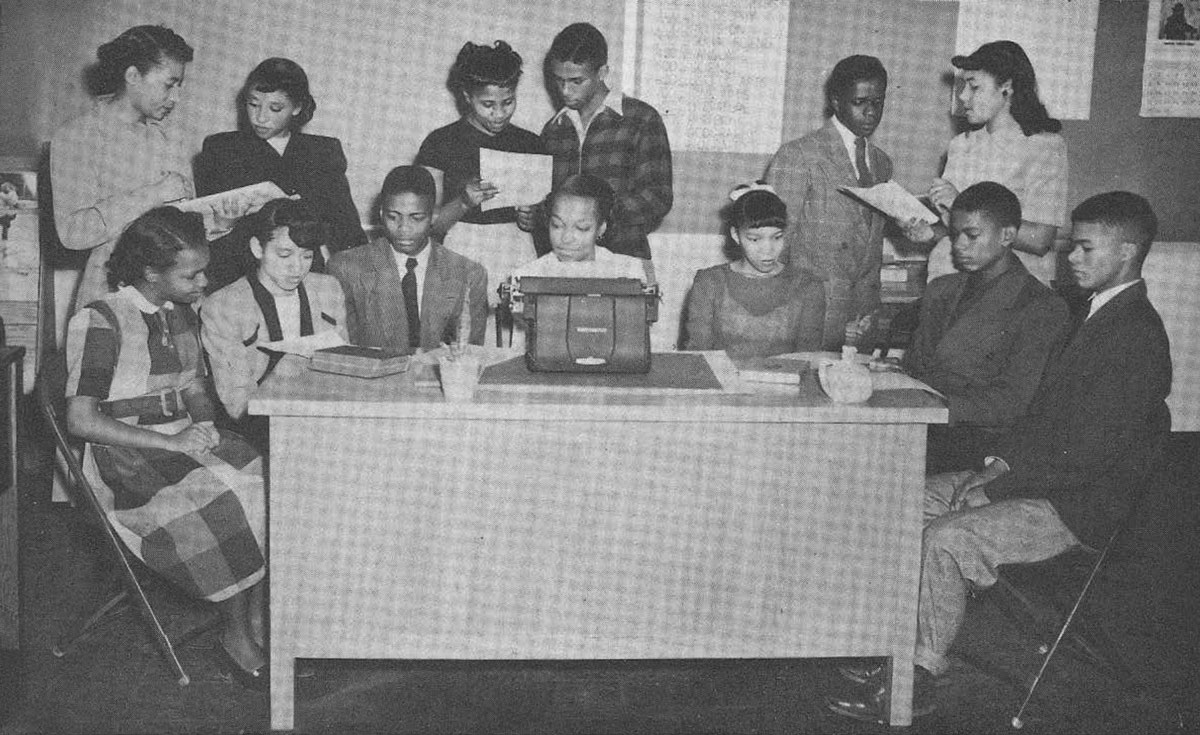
[825,666,936,724]
[214,641,268,692]
[836,659,884,685]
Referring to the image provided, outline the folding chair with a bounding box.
[996,522,1138,728]
[36,349,216,686]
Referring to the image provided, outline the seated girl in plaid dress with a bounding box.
[65,207,268,688]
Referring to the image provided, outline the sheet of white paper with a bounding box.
[173,181,291,236]
[870,371,945,399]
[479,149,553,211]
[638,0,789,153]
[259,331,346,357]
[839,182,939,224]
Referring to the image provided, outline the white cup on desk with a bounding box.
[437,353,482,402]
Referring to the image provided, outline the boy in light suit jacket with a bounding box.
[328,166,488,353]
[765,55,892,349]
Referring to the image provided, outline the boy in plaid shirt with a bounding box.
[519,22,672,260]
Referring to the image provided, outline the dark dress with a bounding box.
[194,130,366,292]
[414,117,546,226]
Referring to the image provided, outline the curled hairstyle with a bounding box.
[547,22,607,69]
[953,40,1061,136]
[547,174,615,229]
[450,41,524,95]
[825,55,888,109]
[248,198,328,269]
[724,184,787,231]
[380,165,437,207]
[238,58,315,130]
[106,207,205,289]
[950,181,1022,230]
[1072,191,1158,261]
[87,25,193,97]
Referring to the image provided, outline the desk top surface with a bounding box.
[250,350,947,425]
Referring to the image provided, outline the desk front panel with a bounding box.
[269,414,923,662]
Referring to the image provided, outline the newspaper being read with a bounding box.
[839,181,939,224]
[479,148,553,211]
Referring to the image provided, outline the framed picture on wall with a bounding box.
[0,170,38,302]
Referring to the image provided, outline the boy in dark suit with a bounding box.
[327,166,487,353]
[765,55,892,349]
[904,181,1070,471]
[828,191,1172,723]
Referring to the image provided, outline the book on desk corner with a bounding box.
[309,345,410,378]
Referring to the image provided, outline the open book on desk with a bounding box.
[839,181,940,224]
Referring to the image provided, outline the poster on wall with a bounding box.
[954,0,1099,120]
[636,0,790,154]
[1141,0,1200,117]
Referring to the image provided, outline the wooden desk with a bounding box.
[250,354,946,730]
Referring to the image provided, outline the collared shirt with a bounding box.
[512,247,648,281]
[120,284,175,315]
[830,115,871,181]
[391,242,431,304]
[541,90,673,259]
[552,87,626,143]
[1087,278,1141,320]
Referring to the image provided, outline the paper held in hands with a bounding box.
[173,181,292,235]
[839,181,939,224]
[479,148,553,211]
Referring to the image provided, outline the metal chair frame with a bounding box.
[37,350,216,686]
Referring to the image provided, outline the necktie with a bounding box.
[855,137,873,187]
[402,257,420,349]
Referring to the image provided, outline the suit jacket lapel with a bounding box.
[366,240,407,344]
[821,122,874,232]
[934,261,1028,359]
[1040,281,1147,389]
[421,246,455,346]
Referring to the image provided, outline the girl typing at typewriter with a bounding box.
[683,182,825,359]
[511,174,651,281]
[65,207,269,689]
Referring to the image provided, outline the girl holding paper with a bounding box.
[51,25,201,313]
[415,40,547,341]
[195,58,367,293]
[201,198,346,445]
[907,41,1068,287]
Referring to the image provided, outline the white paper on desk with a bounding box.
[839,181,939,225]
[479,148,553,211]
[259,331,346,358]
[871,371,945,399]
[173,181,292,236]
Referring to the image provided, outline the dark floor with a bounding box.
[2,429,1197,735]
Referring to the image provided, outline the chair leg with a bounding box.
[52,589,129,657]
[1012,536,1117,728]
[117,559,192,686]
